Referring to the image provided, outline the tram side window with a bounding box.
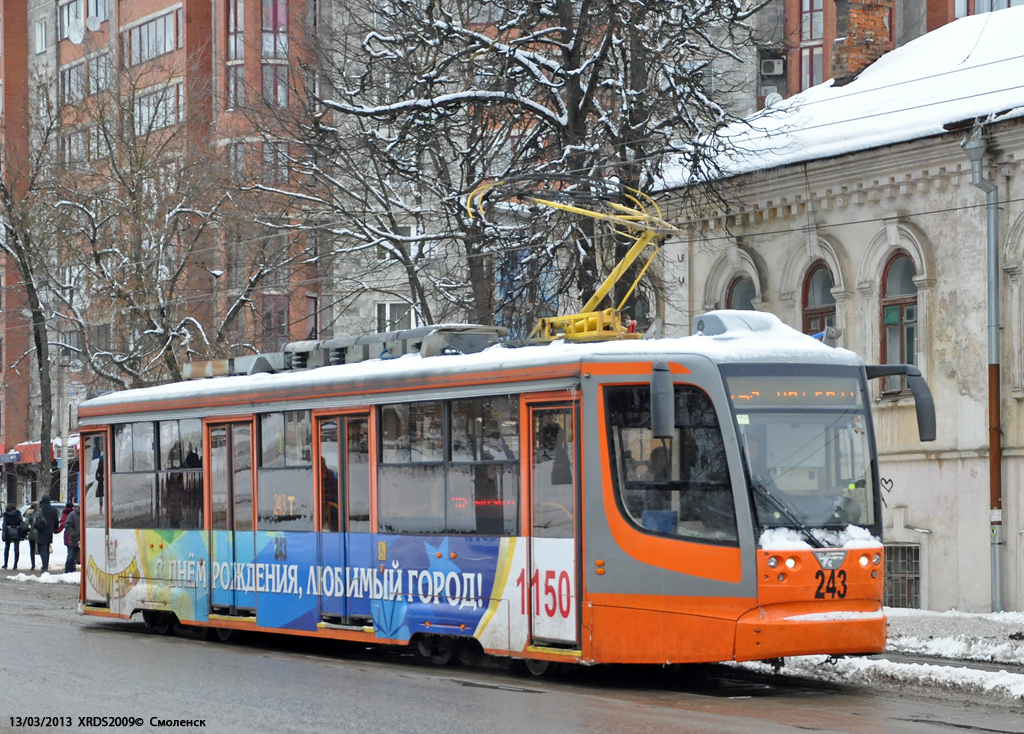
[378,464,445,533]
[111,422,158,529]
[605,386,738,544]
[156,418,203,529]
[380,403,443,463]
[449,397,519,535]
[257,411,314,530]
[377,396,519,536]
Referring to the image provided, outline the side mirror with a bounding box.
[650,361,675,439]
[865,365,936,442]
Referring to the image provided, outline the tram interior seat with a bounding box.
[641,510,678,533]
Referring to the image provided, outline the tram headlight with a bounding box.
[767,556,779,569]
[872,553,882,566]
[785,557,796,569]
[859,555,870,567]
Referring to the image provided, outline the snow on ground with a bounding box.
[743,607,1024,703]
[886,607,1024,664]
[744,654,1024,703]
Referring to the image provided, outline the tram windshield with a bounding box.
[724,368,875,533]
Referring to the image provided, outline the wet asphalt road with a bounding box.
[0,578,1021,734]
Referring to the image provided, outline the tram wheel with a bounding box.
[416,637,459,666]
[143,610,175,636]
[215,627,234,642]
[512,658,551,677]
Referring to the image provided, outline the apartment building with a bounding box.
[0,0,338,503]
[747,0,1019,110]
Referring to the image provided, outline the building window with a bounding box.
[305,295,318,339]
[226,142,246,181]
[799,0,824,90]
[262,142,289,184]
[35,20,46,54]
[89,126,110,160]
[726,275,756,310]
[310,0,321,36]
[378,224,414,260]
[262,293,290,351]
[881,252,918,394]
[87,53,111,95]
[226,63,245,108]
[60,0,83,40]
[126,12,179,66]
[262,64,288,107]
[801,0,824,41]
[802,262,836,335]
[59,62,86,105]
[377,302,413,333]
[800,46,823,90]
[133,83,182,134]
[884,543,920,608]
[61,130,88,164]
[88,0,109,23]
[228,0,244,61]
[262,0,289,60]
[88,323,110,352]
[62,329,83,366]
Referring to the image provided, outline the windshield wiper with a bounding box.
[750,480,824,549]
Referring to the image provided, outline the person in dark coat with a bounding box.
[35,495,61,573]
[59,503,80,573]
[24,503,38,570]
[2,503,23,569]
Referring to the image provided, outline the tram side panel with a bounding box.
[83,524,549,657]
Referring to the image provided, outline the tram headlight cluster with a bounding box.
[858,553,883,567]
[766,556,799,571]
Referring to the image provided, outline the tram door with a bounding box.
[209,422,255,612]
[316,414,371,622]
[527,404,579,646]
[81,431,109,605]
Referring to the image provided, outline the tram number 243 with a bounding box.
[516,569,573,618]
[814,569,848,599]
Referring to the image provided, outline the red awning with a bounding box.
[11,440,80,464]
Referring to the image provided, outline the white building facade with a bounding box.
[660,10,1024,612]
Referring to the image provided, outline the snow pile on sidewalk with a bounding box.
[748,654,1024,702]
[743,607,1024,703]
[886,607,1024,664]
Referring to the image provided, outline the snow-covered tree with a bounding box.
[281,0,761,331]
[49,58,230,389]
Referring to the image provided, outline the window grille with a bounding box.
[884,543,921,608]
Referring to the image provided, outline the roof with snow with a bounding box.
[661,8,1024,186]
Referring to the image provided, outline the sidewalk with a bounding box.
[1,535,76,580]
[885,606,1024,667]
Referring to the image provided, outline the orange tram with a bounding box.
[76,311,934,672]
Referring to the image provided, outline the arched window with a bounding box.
[727,276,756,310]
[802,262,836,335]
[881,252,918,394]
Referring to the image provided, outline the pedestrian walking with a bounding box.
[24,503,38,569]
[2,502,23,569]
[59,502,80,573]
[34,495,60,572]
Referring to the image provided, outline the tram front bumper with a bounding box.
[734,601,886,662]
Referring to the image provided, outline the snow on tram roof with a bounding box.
[81,312,861,412]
